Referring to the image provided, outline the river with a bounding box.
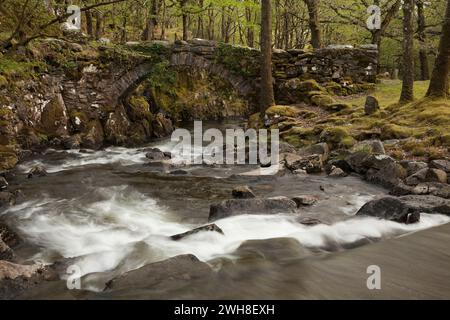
[2,121,449,299]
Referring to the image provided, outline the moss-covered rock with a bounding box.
[0,145,18,173]
[310,94,335,107]
[265,105,301,118]
[319,126,355,149]
[280,126,321,148]
[380,124,413,140]
[0,75,8,88]
[38,94,68,138]
[323,102,352,113]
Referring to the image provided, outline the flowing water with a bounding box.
[2,121,450,299]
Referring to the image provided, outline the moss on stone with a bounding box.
[310,94,335,107]
[380,124,413,140]
[319,126,354,149]
[265,105,301,118]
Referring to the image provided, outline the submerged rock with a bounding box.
[234,237,309,261]
[356,197,420,224]
[209,196,297,221]
[231,185,256,199]
[170,224,224,241]
[27,165,47,179]
[292,195,318,207]
[0,177,8,191]
[0,192,15,208]
[105,254,212,291]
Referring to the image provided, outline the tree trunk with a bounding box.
[260,0,275,113]
[417,0,430,80]
[400,0,414,103]
[304,0,321,49]
[85,10,94,37]
[245,7,254,47]
[95,11,103,40]
[426,0,450,98]
[181,0,188,40]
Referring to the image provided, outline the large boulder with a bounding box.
[209,196,297,221]
[38,93,69,138]
[365,162,407,189]
[353,139,385,154]
[283,153,324,173]
[356,197,420,224]
[105,254,212,291]
[81,120,105,150]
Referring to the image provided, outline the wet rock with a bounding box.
[364,96,379,115]
[344,152,370,174]
[356,197,420,224]
[398,195,450,215]
[27,165,47,178]
[0,192,15,208]
[170,224,224,241]
[231,185,256,199]
[105,254,212,291]
[298,143,330,162]
[0,177,8,191]
[152,113,174,138]
[234,238,309,261]
[62,134,82,150]
[365,162,407,189]
[0,261,57,299]
[145,148,170,161]
[0,221,20,248]
[391,182,450,199]
[209,196,297,221]
[297,217,327,226]
[328,166,347,178]
[399,160,428,176]
[292,195,318,207]
[38,93,69,138]
[169,169,188,175]
[430,160,450,174]
[0,239,14,261]
[405,168,447,186]
[81,120,104,150]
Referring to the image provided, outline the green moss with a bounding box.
[380,124,413,140]
[280,126,320,148]
[297,79,323,92]
[319,126,354,149]
[310,94,335,107]
[214,44,260,77]
[323,102,352,113]
[265,105,301,118]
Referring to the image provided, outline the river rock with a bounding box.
[399,160,428,176]
[145,148,170,161]
[356,197,420,224]
[231,185,256,199]
[27,165,47,178]
[391,182,450,199]
[405,168,447,186]
[292,195,318,207]
[0,191,15,208]
[209,196,297,221]
[365,162,407,189]
[0,177,8,191]
[170,224,224,241]
[105,254,212,291]
[0,261,57,299]
[328,166,347,177]
[234,237,309,261]
[353,139,385,154]
[0,239,14,261]
[430,159,450,174]
[364,96,379,115]
[398,195,450,215]
[298,143,330,162]
[297,217,327,226]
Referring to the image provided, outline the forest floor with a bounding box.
[263,79,450,162]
